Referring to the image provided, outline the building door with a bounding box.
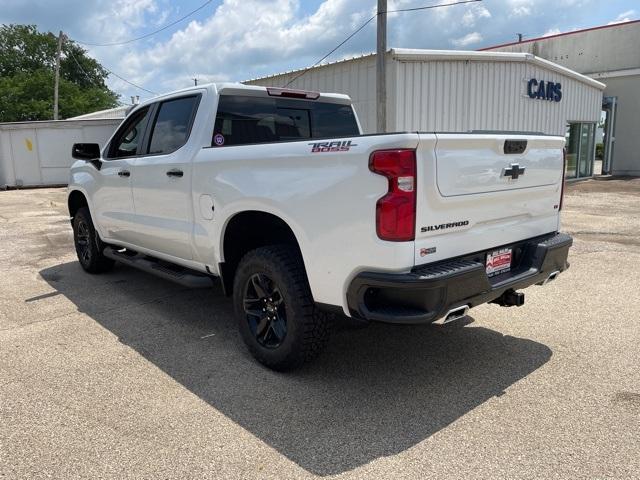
[565,124,580,179]
[578,123,595,177]
[565,122,596,180]
[601,97,618,175]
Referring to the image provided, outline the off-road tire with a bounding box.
[233,245,331,370]
[72,207,115,273]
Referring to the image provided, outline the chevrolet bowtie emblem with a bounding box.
[503,163,526,180]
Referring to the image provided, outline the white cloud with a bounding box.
[508,0,532,18]
[451,31,483,47]
[608,9,635,24]
[542,28,562,37]
[111,0,377,93]
[0,0,624,101]
[461,5,492,27]
[508,0,589,18]
[153,8,172,27]
[89,0,160,41]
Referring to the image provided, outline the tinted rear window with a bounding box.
[212,95,359,147]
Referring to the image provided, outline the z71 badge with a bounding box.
[309,140,357,153]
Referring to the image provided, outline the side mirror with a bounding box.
[72,143,101,160]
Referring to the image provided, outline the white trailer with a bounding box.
[0,118,121,188]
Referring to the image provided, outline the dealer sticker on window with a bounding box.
[486,248,512,277]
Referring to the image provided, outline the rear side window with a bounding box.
[148,95,199,155]
[212,95,359,147]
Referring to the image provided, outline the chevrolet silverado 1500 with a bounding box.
[68,83,572,370]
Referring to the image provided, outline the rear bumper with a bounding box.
[346,232,572,324]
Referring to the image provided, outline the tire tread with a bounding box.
[73,207,115,274]
[234,244,331,370]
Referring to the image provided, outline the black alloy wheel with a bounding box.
[72,207,115,273]
[233,245,331,370]
[244,273,287,349]
[75,218,92,265]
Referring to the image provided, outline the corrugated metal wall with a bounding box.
[392,59,603,135]
[245,53,603,136]
[0,119,120,187]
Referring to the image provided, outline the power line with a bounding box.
[75,0,213,47]
[105,68,158,95]
[284,0,482,87]
[65,42,130,106]
[285,14,377,86]
[384,0,481,14]
[67,48,94,84]
[67,46,157,97]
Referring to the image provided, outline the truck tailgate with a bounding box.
[414,133,565,266]
[436,135,562,196]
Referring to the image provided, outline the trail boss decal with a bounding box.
[421,220,469,233]
[309,140,357,153]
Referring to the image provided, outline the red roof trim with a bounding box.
[478,19,640,51]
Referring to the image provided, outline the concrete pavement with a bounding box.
[1,179,639,479]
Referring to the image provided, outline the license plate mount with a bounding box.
[486,248,512,277]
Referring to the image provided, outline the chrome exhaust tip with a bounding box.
[433,305,470,325]
[541,270,560,285]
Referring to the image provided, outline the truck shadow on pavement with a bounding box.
[40,261,552,476]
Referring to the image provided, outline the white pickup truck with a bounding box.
[68,83,572,370]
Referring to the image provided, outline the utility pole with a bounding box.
[53,30,64,120]
[376,0,387,133]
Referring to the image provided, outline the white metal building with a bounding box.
[0,119,121,188]
[1,48,606,189]
[246,48,604,158]
[69,104,132,120]
[481,20,640,177]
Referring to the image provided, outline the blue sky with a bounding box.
[1,0,637,102]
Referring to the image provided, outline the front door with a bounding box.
[128,94,201,260]
[93,106,151,244]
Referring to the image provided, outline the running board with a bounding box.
[103,249,214,288]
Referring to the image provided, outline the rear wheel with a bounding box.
[233,245,330,370]
[72,207,115,273]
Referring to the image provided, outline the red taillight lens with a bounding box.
[560,148,567,210]
[369,149,416,242]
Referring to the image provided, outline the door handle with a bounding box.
[166,169,184,178]
[118,170,130,177]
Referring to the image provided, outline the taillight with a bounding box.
[369,149,416,242]
[560,148,567,210]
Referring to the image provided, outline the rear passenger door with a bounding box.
[128,94,201,260]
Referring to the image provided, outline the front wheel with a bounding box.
[233,245,330,370]
[72,207,115,273]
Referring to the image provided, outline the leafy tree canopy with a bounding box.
[0,24,120,122]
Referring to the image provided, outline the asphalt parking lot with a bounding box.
[1,178,639,479]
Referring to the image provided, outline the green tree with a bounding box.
[0,24,120,122]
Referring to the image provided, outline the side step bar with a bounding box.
[103,249,214,288]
